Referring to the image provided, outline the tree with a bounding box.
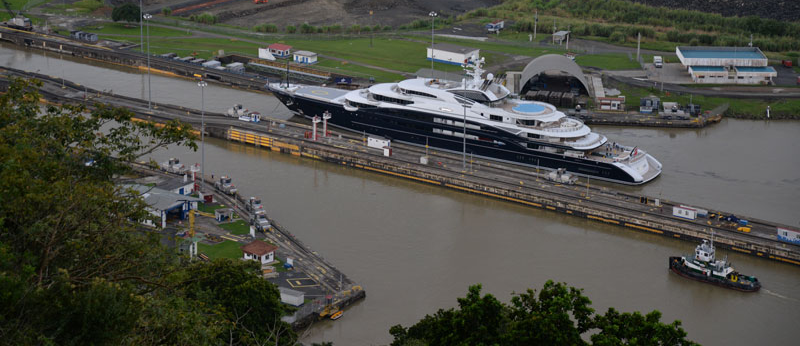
[112,3,141,23]
[0,78,297,345]
[183,260,296,345]
[389,281,697,346]
[504,281,594,345]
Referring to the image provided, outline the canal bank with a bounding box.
[6,65,797,268]
[1,27,781,126]
[2,42,799,346]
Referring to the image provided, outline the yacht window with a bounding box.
[373,94,413,105]
[404,89,437,98]
[517,119,537,126]
[490,115,503,122]
[449,90,490,102]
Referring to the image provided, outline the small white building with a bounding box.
[293,50,318,64]
[121,184,201,228]
[241,239,278,265]
[427,43,480,66]
[258,48,276,61]
[268,43,292,58]
[226,62,245,73]
[279,287,305,306]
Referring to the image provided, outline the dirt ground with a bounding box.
[146,0,500,28]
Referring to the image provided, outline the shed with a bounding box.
[426,43,480,66]
[639,96,661,114]
[279,287,305,306]
[598,96,625,111]
[202,60,222,68]
[268,43,292,58]
[241,240,278,264]
[226,62,245,73]
[293,50,318,64]
[120,184,202,228]
[552,30,570,45]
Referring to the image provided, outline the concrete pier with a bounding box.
[3,66,798,268]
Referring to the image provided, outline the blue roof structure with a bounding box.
[680,49,765,60]
[735,66,776,73]
[690,66,725,72]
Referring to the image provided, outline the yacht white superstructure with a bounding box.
[269,56,662,184]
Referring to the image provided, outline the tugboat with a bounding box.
[669,238,761,292]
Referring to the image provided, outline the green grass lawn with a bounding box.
[80,22,191,37]
[198,240,241,260]
[404,34,564,58]
[615,83,800,118]
[220,220,250,235]
[314,58,404,82]
[279,37,433,73]
[197,202,226,214]
[575,53,641,70]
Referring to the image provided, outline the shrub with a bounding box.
[609,31,626,43]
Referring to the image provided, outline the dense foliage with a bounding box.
[0,79,296,345]
[390,281,697,346]
[111,3,140,23]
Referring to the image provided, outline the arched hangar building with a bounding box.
[505,54,593,108]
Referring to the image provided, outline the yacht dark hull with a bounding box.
[271,88,657,185]
[669,257,761,292]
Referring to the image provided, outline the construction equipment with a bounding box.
[2,0,32,31]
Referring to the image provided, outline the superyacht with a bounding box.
[268,57,661,184]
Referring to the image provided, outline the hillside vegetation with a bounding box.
[463,0,800,52]
[628,0,799,22]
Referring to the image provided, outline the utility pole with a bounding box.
[429,11,437,75]
[534,9,538,40]
[139,0,143,53]
[197,81,207,190]
[369,10,373,48]
[462,68,468,170]
[636,32,641,62]
[144,13,152,110]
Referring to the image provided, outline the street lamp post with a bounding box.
[429,11,437,74]
[197,80,208,190]
[143,13,153,110]
[462,70,469,170]
[139,0,143,53]
[369,10,373,48]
